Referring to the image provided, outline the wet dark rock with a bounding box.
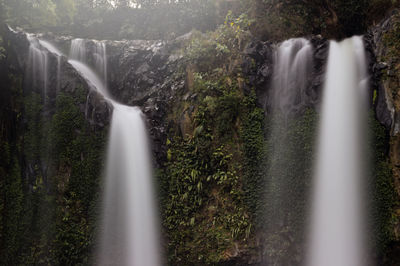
[4,26,189,167]
[242,39,274,108]
[5,9,400,264]
[369,11,400,132]
[309,36,329,111]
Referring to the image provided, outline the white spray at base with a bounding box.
[307,36,369,266]
[68,39,162,266]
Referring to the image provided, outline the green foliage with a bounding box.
[163,136,248,264]
[1,86,106,264]
[382,13,400,100]
[2,0,220,40]
[1,158,24,264]
[185,12,253,72]
[55,0,76,26]
[240,91,266,224]
[262,109,317,265]
[192,73,242,140]
[24,93,46,162]
[369,112,397,255]
[162,74,260,264]
[50,91,106,265]
[249,0,395,40]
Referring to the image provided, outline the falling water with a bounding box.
[264,38,314,265]
[98,103,161,266]
[94,41,108,86]
[26,35,64,100]
[39,40,63,92]
[68,60,110,98]
[67,43,161,266]
[307,36,369,266]
[267,38,313,115]
[70,38,108,85]
[69,38,87,63]
[27,35,49,101]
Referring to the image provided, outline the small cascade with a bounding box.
[39,40,63,92]
[268,38,313,115]
[68,60,110,98]
[97,103,161,266]
[263,38,314,264]
[26,36,64,100]
[94,41,108,86]
[70,38,108,85]
[69,38,87,63]
[66,39,161,266]
[27,35,49,101]
[307,36,369,266]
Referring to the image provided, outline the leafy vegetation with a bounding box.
[161,72,257,264]
[0,77,107,264]
[369,112,398,257]
[1,0,400,265]
[249,0,399,40]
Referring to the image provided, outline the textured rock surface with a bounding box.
[4,27,187,168]
[243,36,328,116]
[5,27,112,130]
[5,26,332,170]
[5,14,400,263]
[371,9,400,265]
[370,11,399,131]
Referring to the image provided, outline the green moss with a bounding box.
[1,157,24,264]
[369,111,397,256]
[240,91,266,225]
[262,109,318,265]
[184,12,252,73]
[1,85,107,264]
[162,74,259,264]
[50,91,107,265]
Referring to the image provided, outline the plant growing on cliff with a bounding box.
[162,73,263,264]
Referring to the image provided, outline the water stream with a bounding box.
[24,31,371,266]
[264,38,314,264]
[67,39,161,266]
[27,35,49,101]
[307,36,369,266]
[27,33,161,266]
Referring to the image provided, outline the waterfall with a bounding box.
[27,35,49,101]
[38,40,63,92]
[26,35,64,101]
[68,60,110,98]
[267,38,313,115]
[307,36,369,266]
[94,41,108,86]
[69,38,87,63]
[98,103,161,266]
[70,38,108,85]
[67,40,161,266]
[263,38,315,265]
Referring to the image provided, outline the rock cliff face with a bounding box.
[4,27,334,171]
[4,27,189,168]
[2,10,400,264]
[5,27,112,130]
[371,10,400,264]
[242,36,329,116]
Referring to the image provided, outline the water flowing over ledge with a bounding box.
[26,34,162,266]
[307,36,370,266]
